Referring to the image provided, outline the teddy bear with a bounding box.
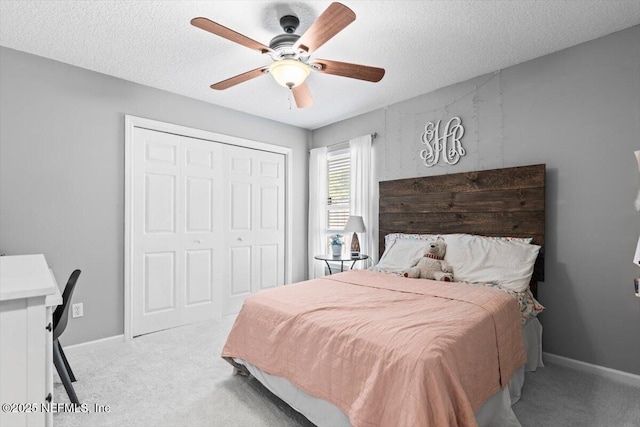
[403,239,454,281]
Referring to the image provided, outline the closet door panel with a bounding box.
[132,129,222,335]
[222,145,285,314]
[131,126,285,330]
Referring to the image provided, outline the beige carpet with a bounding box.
[54,316,640,427]
[54,316,312,427]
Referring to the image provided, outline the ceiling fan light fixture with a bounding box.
[269,59,310,89]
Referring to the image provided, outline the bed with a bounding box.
[222,164,546,427]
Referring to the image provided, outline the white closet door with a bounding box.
[223,145,285,315]
[132,128,223,336]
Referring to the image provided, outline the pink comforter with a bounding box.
[222,270,526,427]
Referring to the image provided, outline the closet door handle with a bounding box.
[46,322,52,332]
[45,393,52,403]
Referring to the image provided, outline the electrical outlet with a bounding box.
[72,303,83,318]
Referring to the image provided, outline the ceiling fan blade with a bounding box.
[312,59,385,82]
[293,2,356,55]
[291,82,313,108]
[191,17,273,54]
[210,66,269,90]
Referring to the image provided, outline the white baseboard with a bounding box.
[543,352,640,387]
[64,334,125,353]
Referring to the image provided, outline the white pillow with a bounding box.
[374,238,433,273]
[443,234,540,292]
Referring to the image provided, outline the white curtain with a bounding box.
[308,147,328,279]
[634,151,640,266]
[350,135,377,267]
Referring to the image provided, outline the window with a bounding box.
[325,150,350,253]
[309,137,371,276]
[326,150,350,231]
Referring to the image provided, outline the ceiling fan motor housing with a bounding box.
[269,33,300,53]
[269,15,302,54]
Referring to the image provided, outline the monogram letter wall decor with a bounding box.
[419,116,466,167]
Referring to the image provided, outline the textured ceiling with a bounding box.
[1,1,639,130]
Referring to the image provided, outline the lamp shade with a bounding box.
[344,216,366,233]
[269,59,310,88]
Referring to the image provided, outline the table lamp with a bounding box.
[344,216,366,257]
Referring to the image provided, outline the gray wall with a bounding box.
[0,47,310,345]
[313,26,640,375]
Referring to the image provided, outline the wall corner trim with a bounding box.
[543,352,640,387]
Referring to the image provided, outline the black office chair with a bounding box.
[53,269,81,404]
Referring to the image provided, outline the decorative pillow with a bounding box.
[373,238,433,273]
[443,233,540,292]
[480,236,533,244]
[385,232,532,249]
[384,233,439,249]
[482,283,545,324]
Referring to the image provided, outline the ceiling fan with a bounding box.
[191,2,385,108]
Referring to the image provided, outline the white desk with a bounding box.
[0,255,62,427]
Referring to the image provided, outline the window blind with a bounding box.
[327,153,350,230]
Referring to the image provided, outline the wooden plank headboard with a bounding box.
[379,164,545,292]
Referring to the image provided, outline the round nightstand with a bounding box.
[314,254,369,275]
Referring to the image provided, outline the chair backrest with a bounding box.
[53,269,81,340]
